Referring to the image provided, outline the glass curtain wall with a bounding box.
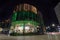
[10,4,44,35]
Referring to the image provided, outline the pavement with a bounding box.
[0,34,60,40]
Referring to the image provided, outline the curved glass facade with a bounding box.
[10,4,45,35]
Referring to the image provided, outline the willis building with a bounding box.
[10,3,45,35]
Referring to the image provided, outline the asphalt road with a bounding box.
[0,34,60,40]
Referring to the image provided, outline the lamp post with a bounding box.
[51,23,57,32]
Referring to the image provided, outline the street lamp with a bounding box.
[52,24,55,26]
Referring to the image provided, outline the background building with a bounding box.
[10,4,45,35]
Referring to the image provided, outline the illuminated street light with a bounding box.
[25,26,30,29]
[52,24,55,26]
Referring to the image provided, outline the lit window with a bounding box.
[19,5,21,11]
[32,6,37,14]
[15,5,19,11]
[24,4,28,11]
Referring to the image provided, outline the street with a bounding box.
[0,34,60,40]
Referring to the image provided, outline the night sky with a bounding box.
[0,0,60,26]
